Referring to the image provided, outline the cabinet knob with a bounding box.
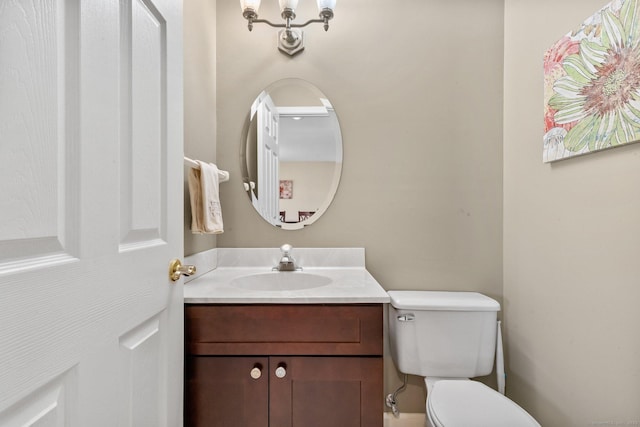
[275,364,287,379]
[250,365,262,380]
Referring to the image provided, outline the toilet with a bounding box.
[388,291,541,427]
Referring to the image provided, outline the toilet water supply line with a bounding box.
[385,374,408,418]
[497,320,506,395]
[386,321,506,418]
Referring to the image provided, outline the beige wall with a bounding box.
[184,0,640,423]
[213,0,504,413]
[279,161,336,223]
[504,0,640,426]
[184,0,218,256]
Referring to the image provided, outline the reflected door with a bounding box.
[256,94,280,225]
[0,0,184,425]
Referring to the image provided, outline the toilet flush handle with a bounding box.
[397,313,415,322]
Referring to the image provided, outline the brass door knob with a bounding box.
[168,259,196,282]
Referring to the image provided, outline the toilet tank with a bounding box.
[388,291,500,378]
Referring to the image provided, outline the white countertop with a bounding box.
[183,248,390,304]
[184,267,390,304]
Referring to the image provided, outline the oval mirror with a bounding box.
[241,78,343,230]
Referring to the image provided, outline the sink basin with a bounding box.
[230,272,332,291]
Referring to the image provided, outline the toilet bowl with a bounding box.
[426,379,539,427]
[387,291,541,427]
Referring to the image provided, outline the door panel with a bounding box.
[0,0,183,425]
[0,0,80,271]
[120,0,167,248]
[0,369,77,427]
[119,312,166,427]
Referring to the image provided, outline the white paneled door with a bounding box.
[256,94,279,225]
[0,0,184,426]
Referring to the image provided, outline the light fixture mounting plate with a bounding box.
[277,29,304,56]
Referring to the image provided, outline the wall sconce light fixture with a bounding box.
[240,0,336,56]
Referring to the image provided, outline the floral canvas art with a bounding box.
[543,0,640,162]
[279,180,293,199]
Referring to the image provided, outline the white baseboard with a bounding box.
[383,413,426,427]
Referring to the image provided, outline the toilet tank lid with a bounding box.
[388,291,500,311]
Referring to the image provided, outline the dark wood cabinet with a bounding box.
[184,304,384,427]
[185,356,269,427]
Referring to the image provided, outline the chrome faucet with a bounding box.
[273,244,302,271]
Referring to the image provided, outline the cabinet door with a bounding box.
[185,356,269,427]
[270,357,383,427]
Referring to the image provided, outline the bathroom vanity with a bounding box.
[185,304,382,427]
[183,248,389,427]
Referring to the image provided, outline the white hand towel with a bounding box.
[188,161,224,234]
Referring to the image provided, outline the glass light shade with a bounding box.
[279,0,299,11]
[241,0,261,12]
[317,0,336,10]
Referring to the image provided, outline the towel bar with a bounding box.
[184,156,229,182]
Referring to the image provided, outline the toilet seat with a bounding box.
[427,380,540,427]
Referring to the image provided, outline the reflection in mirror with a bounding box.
[241,78,342,230]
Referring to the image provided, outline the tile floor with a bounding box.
[383,413,426,427]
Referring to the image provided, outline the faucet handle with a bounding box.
[275,244,301,271]
[280,244,292,255]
